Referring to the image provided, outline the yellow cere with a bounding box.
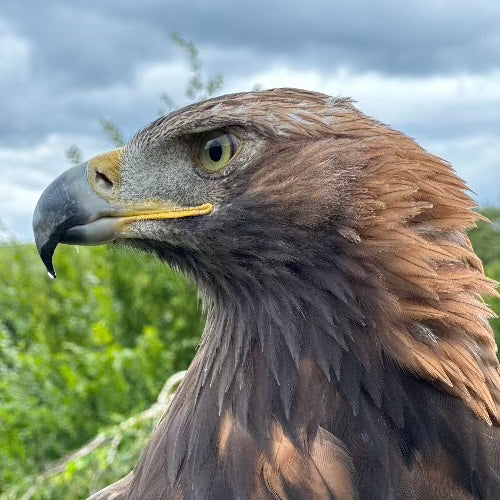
[88,147,125,191]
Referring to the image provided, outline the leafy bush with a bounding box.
[468,207,500,267]
[484,259,500,348]
[469,207,500,349]
[0,244,203,493]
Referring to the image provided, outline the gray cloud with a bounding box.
[0,0,499,240]
[2,0,500,146]
[8,0,497,77]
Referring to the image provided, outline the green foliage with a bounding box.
[158,92,176,116]
[99,118,126,148]
[468,207,500,267]
[65,145,83,165]
[3,413,153,500]
[157,33,224,116]
[2,371,185,500]
[0,244,203,496]
[468,207,500,349]
[65,34,225,159]
[171,33,224,102]
[485,259,500,349]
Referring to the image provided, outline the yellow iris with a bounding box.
[198,131,240,173]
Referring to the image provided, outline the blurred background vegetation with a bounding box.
[0,245,202,499]
[0,36,499,500]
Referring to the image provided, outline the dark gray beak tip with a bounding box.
[32,173,80,278]
[39,243,56,278]
[32,163,86,277]
[37,234,58,279]
[32,188,59,278]
[32,161,116,278]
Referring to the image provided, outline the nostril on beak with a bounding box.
[95,170,114,192]
[87,148,123,197]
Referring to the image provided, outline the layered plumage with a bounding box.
[35,89,500,499]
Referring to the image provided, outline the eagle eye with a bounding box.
[198,131,240,173]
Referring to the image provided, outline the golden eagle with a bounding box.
[33,89,500,499]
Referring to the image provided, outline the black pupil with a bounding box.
[208,139,223,162]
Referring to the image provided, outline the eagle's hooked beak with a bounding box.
[32,149,213,278]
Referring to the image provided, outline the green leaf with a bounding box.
[99,118,125,148]
[65,145,83,165]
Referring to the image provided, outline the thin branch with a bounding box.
[88,434,123,495]
[171,33,223,101]
[206,73,224,97]
[158,92,177,116]
[65,145,83,165]
[0,218,19,244]
[19,371,186,500]
[21,434,109,500]
[99,118,125,148]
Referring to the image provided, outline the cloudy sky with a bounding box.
[1,0,499,241]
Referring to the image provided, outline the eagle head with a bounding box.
[33,89,366,287]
